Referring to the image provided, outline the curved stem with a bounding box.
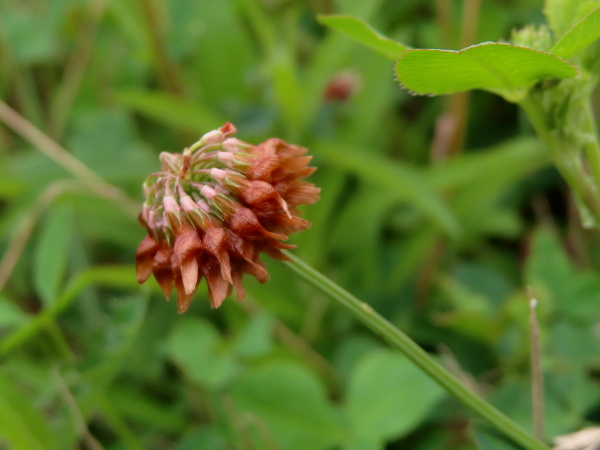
[283,252,549,450]
[519,96,600,225]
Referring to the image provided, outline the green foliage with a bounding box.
[550,4,600,58]
[1,0,600,449]
[33,204,73,306]
[395,43,578,101]
[345,350,445,447]
[231,362,342,450]
[317,15,409,60]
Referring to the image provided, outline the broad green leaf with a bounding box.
[551,5,600,58]
[345,350,444,444]
[316,141,461,238]
[231,362,342,450]
[116,90,226,134]
[395,42,578,101]
[317,15,409,60]
[33,203,73,306]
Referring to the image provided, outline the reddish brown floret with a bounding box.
[135,123,319,312]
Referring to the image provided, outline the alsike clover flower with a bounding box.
[135,123,319,312]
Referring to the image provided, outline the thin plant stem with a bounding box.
[52,369,106,450]
[527,286,545,440]
[0,99,138,217]
[283,252,550,450]
[49,0,106,139]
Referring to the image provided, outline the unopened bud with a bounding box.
[200,185,218,200]
[201,130,224,146]
[179,194,197,213]
[210,168,228,181]
[222,138,240,152]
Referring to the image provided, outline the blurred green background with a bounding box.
[1,0,599,449]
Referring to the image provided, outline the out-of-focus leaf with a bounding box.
[316,141,461,238]
[489,376,581,440]
[525,227,572,303]
[395,43,578,101]
[33,203,73,306]
[472,422,521,449]
[115,90,226,134]
[82,295,148,385]
[107,385,187,433]
[231,362,343,450]
[318,15,409,60]
[0,372,53,450]
[544,0,595,38]
[330,185,397,287]
[427,138,547,190]
[345,350,444,445]
[164,317,238,390]
[551,5,600,58]
[175,427,228,450]
[0,266,140,356]
[233,312,274,358]
[67,109,157,182]
[0,296,28,330]
[0,5,63,64]
[189,0,256,106]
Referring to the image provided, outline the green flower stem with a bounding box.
[519,96,600,225]
[283,252,549,450]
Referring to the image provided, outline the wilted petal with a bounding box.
[237,180,291,218]
[227,205,287,242]
[245,155,280,181]
[203,224,232,282]
[136,235,159,283]
[152,246,174,299]
[232,270,246,300]
[173,227,202,294]
[204,264,230,309]
[174,270,196,313]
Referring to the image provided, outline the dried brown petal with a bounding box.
[152,246,174,299]
[136,235,159,283]
[173,227,202,294]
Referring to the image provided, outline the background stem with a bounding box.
[283,252,549,450]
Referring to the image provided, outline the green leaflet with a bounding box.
[395,42,578,101]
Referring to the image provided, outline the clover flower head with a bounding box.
[136,123,319,312]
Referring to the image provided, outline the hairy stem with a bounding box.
[519,96,600,225]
